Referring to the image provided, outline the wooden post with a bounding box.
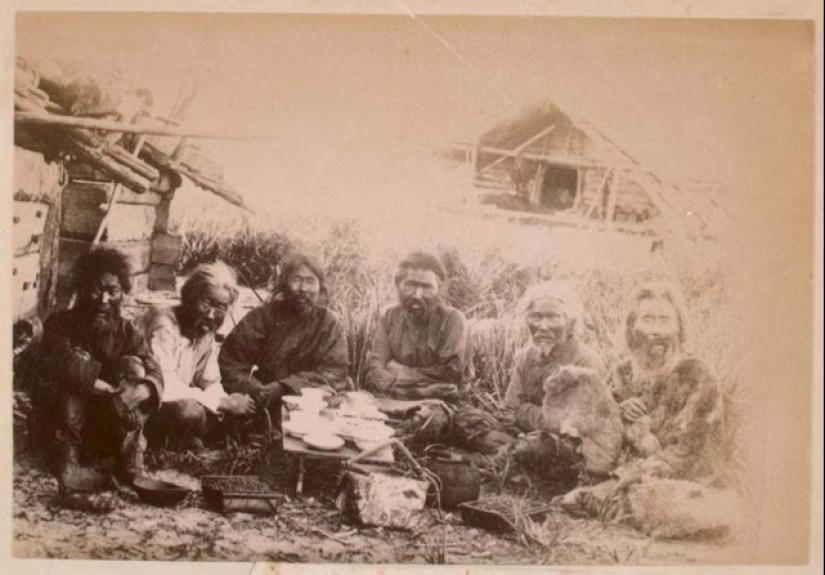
[91,138,148,246]
[529,164,546,208]
[605,170,621,224]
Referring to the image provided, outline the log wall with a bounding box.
[13,147,63,321]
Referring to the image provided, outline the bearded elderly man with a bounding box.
[33,248,163,494]
[219,253,350,419]
[503,282,606,433]
[137,262,255,452]
[560,283,738,538]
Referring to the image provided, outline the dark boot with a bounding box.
[55,440,110,493]
[118,428,148,485]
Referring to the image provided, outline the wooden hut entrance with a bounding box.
[539,165,578,211]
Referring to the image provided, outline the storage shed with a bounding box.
[460,100,735,240]
[12,56,250,352]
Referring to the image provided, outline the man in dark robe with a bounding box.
[33,248,163,495]
[218,253,350,421]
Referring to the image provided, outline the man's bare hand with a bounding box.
[619,397,648,422]
[117,380,152,411]
[386,360,405,373]
[92,379,117,395]
[221,393,256,416]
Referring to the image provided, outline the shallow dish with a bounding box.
[303,432,344,451]
[132,476,190,507]
[282,419,315,437]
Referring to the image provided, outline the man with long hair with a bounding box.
[136,262,256,452]
[33,248,163,498]
[218,253,350,417]
[560,282,737,538]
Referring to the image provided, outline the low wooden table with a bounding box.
[283,435,394,496]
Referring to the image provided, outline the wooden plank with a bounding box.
[606,172,621,223]
[12,252,42,321]
[64,159,115,183]
[131,272,150,295]
[61,197,156,242]
[63,180,162,207]
[151,234,183,266]
[13,200,49,256]
[15,111,265,140]
[37,184,62,319]
[154,196,173,233]
[148,264,177,291]
[66,137,153,193]
[58,238,152,279]
[479,125,556,175]
[475,145,635,170]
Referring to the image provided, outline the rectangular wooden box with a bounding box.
[150,233,183,266]
[63,180,162,207]
[201,476,281,515]
[58,238,152,278]
[148,264,176,291]
[61,190,157,242]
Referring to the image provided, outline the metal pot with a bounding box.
[424,450,481,509]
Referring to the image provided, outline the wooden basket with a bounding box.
[201,475,281,514]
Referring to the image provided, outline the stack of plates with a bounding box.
[302,433,344,451]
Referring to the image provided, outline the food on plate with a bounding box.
[335,418,394,442]
[336,405,387,421]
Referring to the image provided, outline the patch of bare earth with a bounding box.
[12,452,744,565]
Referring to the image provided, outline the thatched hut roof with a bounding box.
[13,56,250,212]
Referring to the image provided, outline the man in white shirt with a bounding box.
[137,262,255,452]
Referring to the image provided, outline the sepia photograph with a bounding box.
[5,3,821,571]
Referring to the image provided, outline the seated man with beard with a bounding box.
[365,252,471,402]
[137,262,256,452]
[560,283,739,539]
[495,282,609,489]
[218,253,350,424]
[503,281,606,432]
[32,248,163,497]
[364,252,506,459]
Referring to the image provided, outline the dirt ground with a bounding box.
[11,446,751,566]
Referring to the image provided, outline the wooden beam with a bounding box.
[474,145,636,171]
[479,125,556,174]
[66,137,153,192]
[15,111,269,141]
[605,171,620,223]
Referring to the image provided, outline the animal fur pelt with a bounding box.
[541,365,624,475]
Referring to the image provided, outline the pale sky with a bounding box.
[16,14,814,217]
